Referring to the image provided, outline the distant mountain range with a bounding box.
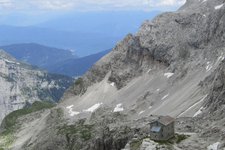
[0,43,76,69]
[0,43,111,77]
[0,11,159,56]
[47,49,111,77]
[0,25,117,57]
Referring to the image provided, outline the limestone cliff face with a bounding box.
[65,0,225,98]
[0,50,73,122]
[201,59,225,116]
[61,0,225,121]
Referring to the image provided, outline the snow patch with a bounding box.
[113,103,124,112]
[215,4,224,10]
[193,107,204,117]
[147,69,152,73]
[178,95,208,117]
[149,106,152,109]
[84,103,103,113]
[69,111,80,117]
[207,142,220,150]
[164,73,174,78]
[218,55,224,62]
[206,63,213,72]
[202,0,207,3]
[139,111,145,115]
[66,105,80,117]
[110,82,115,87]
[156,89,160,92]
[4,59,19,65]
[66,105,74,109]
[162,94,169,100]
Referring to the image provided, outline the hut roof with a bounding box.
[157,116,175,126]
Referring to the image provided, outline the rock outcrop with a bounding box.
[0,50,73,122]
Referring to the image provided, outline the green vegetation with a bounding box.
[0,133,14,149]
[130,136,150,150]
[130,134,188,150]
[0,102,55,150]
[1,101,55,135]
[56,108,64,118]
[154,134,189,145]
[0,101,55,149]
[130,140,143,150]
[74,78,84,86]
[72,77,86,95]
[58,123,93,141]
[175,134,188,144]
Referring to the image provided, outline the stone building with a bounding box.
[150,116,175,141]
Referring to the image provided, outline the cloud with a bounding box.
[0,0,13,9]
[31,0,75,10]
[0,0,186,12]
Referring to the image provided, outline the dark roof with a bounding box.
[151,126,161,132]
[158,116,175,126]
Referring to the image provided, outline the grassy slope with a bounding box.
[0,101,55,149]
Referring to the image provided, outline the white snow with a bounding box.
[66,105,74,109]
[178,95,207,117]
[193,106,204,117]
[149,106,152,109]
[162,94,169,100]
[203,14,206,17]
[215,4,224,10]
[139,111,145,115]
[69,111,80,116]
[110,82,115,87]
[218,55,224,62]
[202,0,207,3]
[206,64,213,72]
[147,69,152,73]
[164,72,174,78]
[4,59,19,64]
[84,103,103,113]
[1,58,20,65]
[66,105,80,117]
[207,142,220,150]
[113,103,124,112]
[156,89,160,92]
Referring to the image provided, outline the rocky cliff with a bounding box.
[2,0,225,149]
[0,50,73,122]
[63,0,225,118]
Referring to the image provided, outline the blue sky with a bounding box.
[0,0,185,12]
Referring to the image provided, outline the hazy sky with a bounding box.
[0,0,185,12]
[0,0,186,26]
